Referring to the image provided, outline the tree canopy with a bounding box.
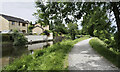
[34,1,120,51]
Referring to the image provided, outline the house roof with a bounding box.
[0,14,28,23]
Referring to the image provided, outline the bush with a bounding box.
[33,33,38,35]
[12,30,27,46]
[40,33,46,35]
[43,30,50,36]
[1,34,13,42]
[89,38,120,68]
[64,34,71,39]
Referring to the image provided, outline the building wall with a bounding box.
[32,23,49,34]
[9,21,28,33]
[34,23,41,27]
[34,23,49,30]
[43,25,49,30]
[32,27,43,34]
[0,16,28,33]
[0,16,10,32]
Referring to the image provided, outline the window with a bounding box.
[10,29,12,31]
[22,23,25,26]
[12,22,15,25]
[19,22,20,26]
[22,30,26,33]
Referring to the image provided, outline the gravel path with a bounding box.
[68,38,119,70]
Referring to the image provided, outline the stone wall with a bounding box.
[25,33,53,43]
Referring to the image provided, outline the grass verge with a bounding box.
[3,36,89,71]
[89,38,120,68]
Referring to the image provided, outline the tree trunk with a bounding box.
[111,2,120,32]
[111,2,120,51]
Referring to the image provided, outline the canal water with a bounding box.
[1,41,53,68]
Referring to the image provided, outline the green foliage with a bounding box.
[54,24,68,34]
[81,6,118,52]
[114,31,120,52]
[12,30,27,46]
[33,2,80,34]
[33,33,38,35]
[33,2,120,51]
[28,21,34,34]
[40,33,46,35]
[44,30,52,33]
[43,30,50,36]
[68,22,78,40]
[3,36,89,71]
[81,7,114,38]
[28,25,34,32]
[64,34,71,39]
[89,38,120,68]
[1,34,13,42]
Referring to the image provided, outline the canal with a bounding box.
[1,41,53,68]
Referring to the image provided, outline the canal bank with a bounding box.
[1,41,53,68]
[2,36,90,70]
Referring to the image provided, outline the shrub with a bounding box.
[40,33,46,35]
[33,33,38,35]
[1,34,13,42]
[43,30,50,36]
[12,30,27,46]
[89,38,120,68]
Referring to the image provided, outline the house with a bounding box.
[32,23,49,34]
[0,14,29,33]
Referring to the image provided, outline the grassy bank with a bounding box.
[89,38,120,68]
[3,36,89,71]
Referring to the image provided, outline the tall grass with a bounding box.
[3,36,89,71]
[89,38,120,68]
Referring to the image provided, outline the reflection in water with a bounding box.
[1,41,53,68]
[28,41,53,54]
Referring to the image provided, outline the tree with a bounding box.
[68,22,78,40]
[34,1,79,33]
[33,1,120,51]
[28,21,34,34]
[75,2,120,51]
[81,6,114,37]
[110,2,120,51]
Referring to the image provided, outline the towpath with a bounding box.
[68,38,119,70]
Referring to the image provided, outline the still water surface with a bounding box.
[1,41,53,68]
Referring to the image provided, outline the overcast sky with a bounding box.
[0,1,82,29]
[0,1,37,23]
[0,0,116,30]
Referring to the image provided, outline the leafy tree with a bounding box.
[110,2,120,51]
[33,1,120,51]
[81,6,116,46]
[28,21,34,34]
[34,2,79,34]
[68,22,78,40]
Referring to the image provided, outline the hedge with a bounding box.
[89,38,120,68]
